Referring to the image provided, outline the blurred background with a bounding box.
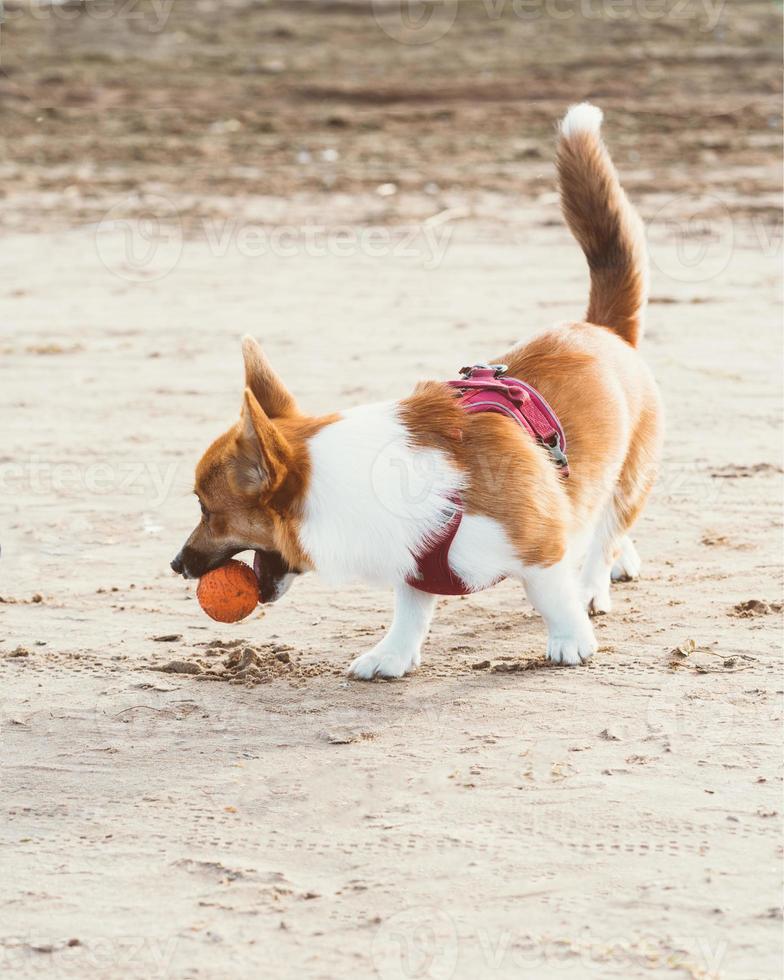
[1,0,780,233]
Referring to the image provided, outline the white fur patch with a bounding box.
[448,513,523,592]
[560,102,603,139]
[271,572,298,602]
[300,402,465,588]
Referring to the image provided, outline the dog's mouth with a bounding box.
[172,544,301,604]
[253,548,300,604]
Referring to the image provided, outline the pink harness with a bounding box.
[406,364,569,597]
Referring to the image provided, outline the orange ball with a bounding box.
[196,560,259,623]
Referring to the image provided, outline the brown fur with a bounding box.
[399,319,662,571]
[241,335,298,418]
[400,383,568,566]
[557,124,647,347]
[175,340,338,577]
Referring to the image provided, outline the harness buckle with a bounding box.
[459,362,508,379]
[542,436,569,469]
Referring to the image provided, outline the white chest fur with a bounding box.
[299,402,465,587]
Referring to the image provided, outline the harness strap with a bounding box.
[409,503,465,596]
[406,364,569,596]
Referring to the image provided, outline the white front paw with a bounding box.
[348,643,420,681]
[547,618,597,666]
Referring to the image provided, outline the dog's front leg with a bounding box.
[522,558,598,666]
[348,583,436,680]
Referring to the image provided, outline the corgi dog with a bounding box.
[171,103,663,679]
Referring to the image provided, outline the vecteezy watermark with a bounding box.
[369,448,728,524]
[0,933,180,978]
[369,912,729,977]
[644,688,741,743]
[2,0,175,32]
[647,194,736,285]
[0,456,180,508]
[371,907,459,980]
[372,0,728,44]
[370,437,457,521]
[95,194,456,282]
[372,0,459,45]
[95,194,183,283]
[653,463,723,507]
[200,217,455,270]
[648,194,783,285]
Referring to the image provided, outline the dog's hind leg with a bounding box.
[348,583,436,680]
[580,410,661,615]
[578,499,621,616]
[523,557,598,666]
[611,535,641,582]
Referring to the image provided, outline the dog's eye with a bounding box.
[199,501,210,521]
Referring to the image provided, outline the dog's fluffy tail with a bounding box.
[557,103,647,347]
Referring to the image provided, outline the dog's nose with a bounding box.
[170,553,184,575]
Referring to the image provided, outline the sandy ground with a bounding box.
[1,215,782,978]
[1,2,782,979]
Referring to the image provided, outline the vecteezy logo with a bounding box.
[95,193,183,282]
[371,907,458,980]
[647,194,734,284]
[370,436,452,520]
[372,0,458,46]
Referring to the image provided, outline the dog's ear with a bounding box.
[242,335,297,419]
[236,387,292,494]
